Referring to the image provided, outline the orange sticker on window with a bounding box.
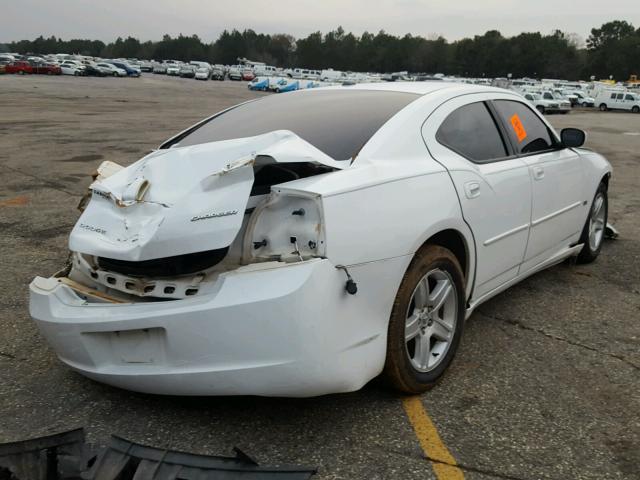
[510,114,527,142]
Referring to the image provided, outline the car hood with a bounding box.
[69,130,345,261]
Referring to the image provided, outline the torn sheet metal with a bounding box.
[70,130,342,262]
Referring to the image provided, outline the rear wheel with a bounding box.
[536,105,545,114]
[383,245,465,394]
[577,183,608,264]
[599,103,608,111]
[632,106,640,114]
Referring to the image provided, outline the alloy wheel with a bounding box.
[404,269,458,372]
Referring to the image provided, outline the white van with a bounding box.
[595,90,640,112]
[321,69,345,81]
[254,65,277,76]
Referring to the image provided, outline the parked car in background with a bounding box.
[96,62,127,77]
[571,91,595,107]
[268,77,288,91]
[60,63,85,76]
[595,91,640,112]
[179,64,196,78]
[194,67,210,80]
[539,91,571,113]
[211,65,225,80]
[153,63,168,74]
[29,83,612,397]
[228,67,242,80]
[556,89,579,106]
[140,61,154,72]
[241,68,256,81]
[522,92,562,114]
[166,64,181,76]
[33,62,62,75]
[321,69,346,81]
[274,79,299,93]
[5,61,34,74]
[254,64,277,76]
[109,61,141,77]
[83,64,109,77]
[248,77,269,91]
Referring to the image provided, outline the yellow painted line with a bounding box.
[402,396,465,480]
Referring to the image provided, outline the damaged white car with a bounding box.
[30,84,612,397]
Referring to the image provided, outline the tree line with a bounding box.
[3,21,639,80]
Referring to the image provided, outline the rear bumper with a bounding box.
[30,257,405,397]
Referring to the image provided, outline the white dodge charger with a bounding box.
[29,83,611,397]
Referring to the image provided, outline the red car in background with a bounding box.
[241,68,256,81]
[34,62,62,75]
[6,61,34,74]
[6,61,61,75]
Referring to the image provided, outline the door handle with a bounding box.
[464,181,481,199]
[532,166,545,180]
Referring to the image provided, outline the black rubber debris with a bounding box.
[0,429,317,480]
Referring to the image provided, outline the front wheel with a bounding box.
[383,245,466,394]
[632,106,640,114]
[577,183,608,264]
[536,105,545,114]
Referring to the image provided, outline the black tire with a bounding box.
[632,106,640,114]
[581,101,588,107]
[599,103,608,111]
[113,72,117,77]
[577,182,608,264]
[536,105,545,114]
[382,245,466,394]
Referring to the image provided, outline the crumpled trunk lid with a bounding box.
[70,130,344,262]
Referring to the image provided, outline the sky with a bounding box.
[3,0,639,44]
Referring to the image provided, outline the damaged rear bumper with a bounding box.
[29,258,388,397]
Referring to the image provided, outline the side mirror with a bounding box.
[561,128,586,148]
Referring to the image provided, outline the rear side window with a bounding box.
[493,100,556,155]
[436,102,508,163]
[166,90,418,160]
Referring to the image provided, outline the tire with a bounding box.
[599,103,608,111]
[577,182,608,264]
[113,72,117,77]
[382,245,466,394]
[18,70,25,75]
[536,105,545,114]
[581,102,588,107]
[632,106,640,114]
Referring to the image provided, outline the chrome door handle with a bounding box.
[464,181,481,199]
[532,166,545,180]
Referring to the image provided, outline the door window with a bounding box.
[493,100,557,155]
[436,102,508,163]
[625,94,635,101]
[616,94,624,100]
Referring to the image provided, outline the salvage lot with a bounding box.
[0,75,639,479]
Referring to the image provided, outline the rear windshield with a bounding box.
[163,89,419,160]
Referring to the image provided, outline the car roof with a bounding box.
[319,81,500,96]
